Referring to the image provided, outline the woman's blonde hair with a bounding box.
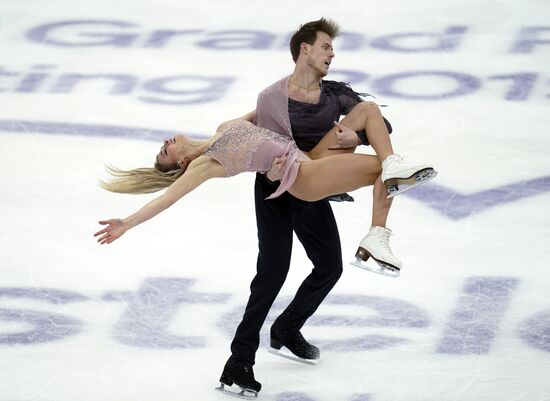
[99,162,186,194]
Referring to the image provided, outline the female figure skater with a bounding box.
[94,109,435,277]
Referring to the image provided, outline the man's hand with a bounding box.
[327,121,361,150]
[266,154,288,182]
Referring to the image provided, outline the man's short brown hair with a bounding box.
[289,18,341,62]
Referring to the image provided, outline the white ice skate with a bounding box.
[350,226,402,278]
[382,154,437,198]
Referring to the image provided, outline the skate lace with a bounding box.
[394,154,407,165]
[378,230,394,255]
[384,154,405,170]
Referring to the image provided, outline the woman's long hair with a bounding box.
[99,162,186,194]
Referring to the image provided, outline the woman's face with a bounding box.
[156,134,185,170]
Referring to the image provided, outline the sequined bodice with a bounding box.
[204,120,296,177]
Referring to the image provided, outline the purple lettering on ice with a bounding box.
[102,278,230,348]
[15,64,57,92]
[0,64,234,104]
[329,69,369,86]
[0,119,205,141]
[142,29,204,48]
[487,73,538,101]
[140,75,234,104]
[26,20,140,47]
[370,26,467,53]
[518,310,550,352]
[510,27,550,53]
[0,288,88,345]
[350,395,373,401]
[405,177,550,219]
[277,393,317,401]
[371,70,480,100]
[196,30,276,50]
[50,73,137,94]
[25,20,471,54]
[435,277,518,354]
[334,32,366,51]
[0,66,18,91]
[219,295,430,351]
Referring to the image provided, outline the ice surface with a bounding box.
[1,1,549,400]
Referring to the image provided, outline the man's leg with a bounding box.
[270,200,343,358]
[225,175,296,368]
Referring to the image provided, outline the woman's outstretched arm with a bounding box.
[94,156,226,244]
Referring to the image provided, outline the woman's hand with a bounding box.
[266,154,288,182]
[94,219,128,245]
[327,121,360,149]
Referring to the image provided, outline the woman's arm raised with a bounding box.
[215,110,256,133]
[94,156,226,244]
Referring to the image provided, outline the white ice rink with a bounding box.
[1,1,550,400]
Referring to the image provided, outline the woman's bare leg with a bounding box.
[372,175,392,227]
[305,101,394,228]
[307,101,393,161]
[293,104,406,275]
[340,101,394,162]
[288,153,381,202]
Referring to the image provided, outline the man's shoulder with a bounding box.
[321,79,350,87]
[322,79,365,102]
[322,79,359,93]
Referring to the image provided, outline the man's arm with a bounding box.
[241,110,256,123]
[216,110,256,132]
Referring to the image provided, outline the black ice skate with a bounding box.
[268,330,320,365]
[216,363,261,399]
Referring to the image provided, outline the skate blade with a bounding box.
[267,347,319,366]
[350,258,400,278]
[216,383,258,400]
[386,168,438,198]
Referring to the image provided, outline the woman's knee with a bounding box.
[353,101,381,118]
[370,156,383,175]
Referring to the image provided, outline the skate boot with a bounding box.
[381,154,437,198]
[350,226,402,278]
[268,329,320,365]
[216,363,261,399]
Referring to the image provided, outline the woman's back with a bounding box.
[204,120,308,199]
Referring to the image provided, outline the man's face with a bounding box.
[305,31,335,77]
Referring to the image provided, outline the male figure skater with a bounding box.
[217,18,433,398]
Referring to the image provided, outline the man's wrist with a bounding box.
[264,173,278,185]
